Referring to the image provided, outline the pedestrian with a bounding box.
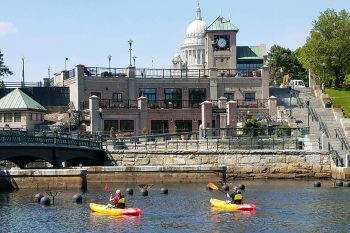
[321,82,325,93]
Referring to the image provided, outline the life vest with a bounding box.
[234,193,243,201]
[117,195,125,204]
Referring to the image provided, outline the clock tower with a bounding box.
[205,16,238,70]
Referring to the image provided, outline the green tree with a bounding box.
[0,50,13,78]
[301,9,350,87]
[243,118,263,136]
[267,45,306,85]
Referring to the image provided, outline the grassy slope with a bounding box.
[326,88,350,117]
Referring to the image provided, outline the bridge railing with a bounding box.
[0,129,102,149]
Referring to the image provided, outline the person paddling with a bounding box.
[108,189,126,209]
[226,187,244,204]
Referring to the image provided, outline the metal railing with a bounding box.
[318,116,330,138]
[335,128,350,150]
[328,142,344,167]
[82,67,260,79]
[0,129,102,149]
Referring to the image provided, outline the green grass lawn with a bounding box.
[326,88,350,117]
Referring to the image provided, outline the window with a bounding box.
[244,92,256,101]
[140,88,156,105]
[112,93,123,102]
[237,62,263,77]
[224,93,234,101]
[14,113,21,122]
[0,113,2,122]
[164,88,182,108]
[120,120,134,132]
[104,120,119,131]
[4,113,12,122]
[189,88,206,107]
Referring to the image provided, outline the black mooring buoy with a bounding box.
[40,196,50,206]
[160,188,168,194]
[34,193,44,203]
[140,188,148,196]
[314,181,321,187]
[126,188,134,195]
[238,184,246,191]
[221,184,229,192]
[335,181,343,187]
[72,194,82,203]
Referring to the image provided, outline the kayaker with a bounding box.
[226,188,243,204]
[108,189,126,209]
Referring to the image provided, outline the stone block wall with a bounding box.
[108,150,331,179]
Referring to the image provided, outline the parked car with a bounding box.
[289,79,306,89]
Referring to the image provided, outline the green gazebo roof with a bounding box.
[0,88,46,111]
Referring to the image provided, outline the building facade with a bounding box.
[53,4,271,136]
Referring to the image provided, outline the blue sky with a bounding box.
[1,0,349,82]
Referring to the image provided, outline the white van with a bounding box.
[289,79,306,89]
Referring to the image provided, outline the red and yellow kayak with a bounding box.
[89,203,141,216]
[210,198,256,211]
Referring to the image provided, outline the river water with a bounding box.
[0,180,349,233]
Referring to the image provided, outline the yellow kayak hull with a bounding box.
[89,203,141,216]
[210,198,256,211]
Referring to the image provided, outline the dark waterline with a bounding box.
[0,180,349,233]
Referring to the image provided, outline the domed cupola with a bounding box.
[180,2,207,69]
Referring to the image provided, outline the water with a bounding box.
[0,180,349,233]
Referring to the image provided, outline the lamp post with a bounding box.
[322,62,326,83]
[221,72,225,97]
[108,55,112,74]
[306,100,310,127]
[68,109,71,134]
[128,39,133,67]
[98,108,103,133]
[65,57,68,71]
[22,57,25,85]
[132,56,137,67]
[141,71,144,96]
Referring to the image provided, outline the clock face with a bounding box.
[217,38,227,48]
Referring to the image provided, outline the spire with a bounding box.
[195,2,202,20]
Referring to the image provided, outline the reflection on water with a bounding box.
[0,180,349,233]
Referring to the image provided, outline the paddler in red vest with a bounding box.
[108,189,126,209]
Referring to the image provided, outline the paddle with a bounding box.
[207,182,227,194]
[105,183,111,194]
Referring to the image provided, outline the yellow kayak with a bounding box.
[89,203,141,216]
[210,198,256,211]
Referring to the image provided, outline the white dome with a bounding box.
[185,20,207,37]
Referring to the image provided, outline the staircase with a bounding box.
[270,86,349,167]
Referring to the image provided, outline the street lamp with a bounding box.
[128,39,133,67]
[98,107,103,134]
[289,91,293,118]
[221,72,225,97]
[132,56,137,67]
[108,55,112,73]
[68,109,71,134]
[306,100,310,127]
[65,57,68,71]
[141,71,144,96]
[322,62,326,83]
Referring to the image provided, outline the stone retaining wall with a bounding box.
[107,150,331,180]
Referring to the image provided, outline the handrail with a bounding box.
[309,107,319,122]
[318,115,330,138]
[328,142,344,167]
[334,128,350,150]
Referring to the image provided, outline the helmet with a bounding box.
[116,189,121,195]
[236,190,241,194]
